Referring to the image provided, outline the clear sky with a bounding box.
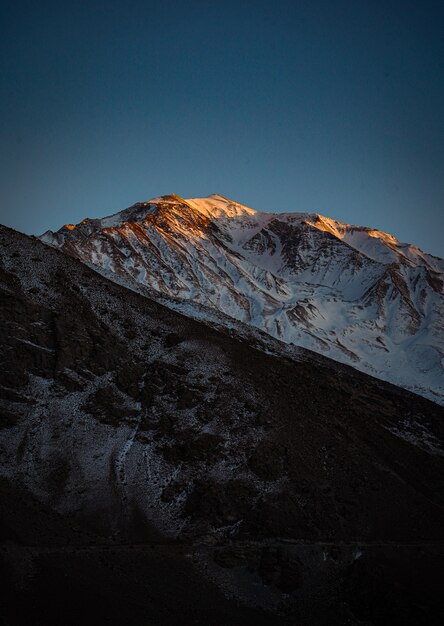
[1,0,443,256]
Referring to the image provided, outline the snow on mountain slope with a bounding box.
[40,194,444,404]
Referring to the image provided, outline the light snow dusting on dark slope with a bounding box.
[1,224,444,624]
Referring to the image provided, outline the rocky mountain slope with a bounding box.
[41,194,444,405]
[1,224,444,624]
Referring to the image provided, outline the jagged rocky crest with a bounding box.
[41,194,444,405]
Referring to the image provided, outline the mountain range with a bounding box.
[41,194,444,404]
[1,195,444,624]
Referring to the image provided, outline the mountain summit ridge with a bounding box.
[41,194,444,404]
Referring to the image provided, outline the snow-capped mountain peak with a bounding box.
[40,194,444,404]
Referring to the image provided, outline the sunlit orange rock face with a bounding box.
[64,223,76,231]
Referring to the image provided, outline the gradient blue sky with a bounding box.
[1,0,443,256]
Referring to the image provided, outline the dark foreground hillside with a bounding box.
[1,225,443,625]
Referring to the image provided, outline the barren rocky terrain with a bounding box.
[1,224,443,625]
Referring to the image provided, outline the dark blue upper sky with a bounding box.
[1,0,443,256]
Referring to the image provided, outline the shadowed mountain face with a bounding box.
[1,224,444,625]
[41,194,444,405]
